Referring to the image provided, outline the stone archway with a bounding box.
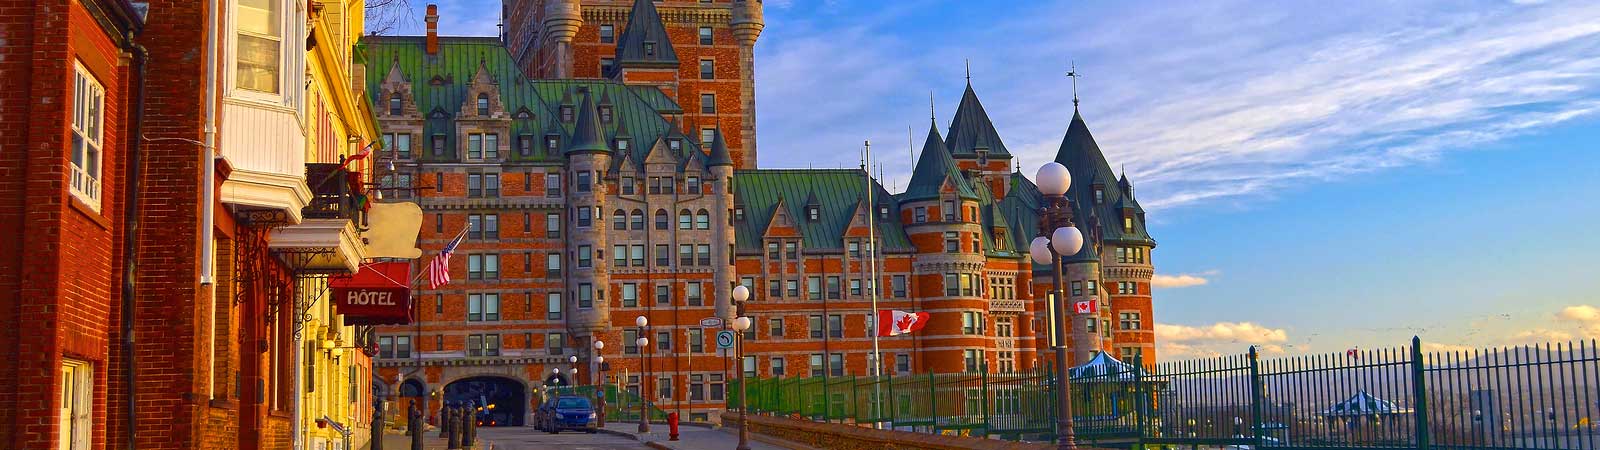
[444,376,527,427]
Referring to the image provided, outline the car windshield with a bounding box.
[556,397,590,409]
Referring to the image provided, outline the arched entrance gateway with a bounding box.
[443,376,526,426]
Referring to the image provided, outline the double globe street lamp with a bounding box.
[1026,161,1084,450]
[730,285,754,450]
[593,340,606,427]
[635,315,652,433]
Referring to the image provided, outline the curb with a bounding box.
[595,427,643,441]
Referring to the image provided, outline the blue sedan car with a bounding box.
[537,395,597,434]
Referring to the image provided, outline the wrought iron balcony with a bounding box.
[304,163,363,222]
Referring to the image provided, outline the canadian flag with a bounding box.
[1074,300,1096,314]
[877,310,930,337]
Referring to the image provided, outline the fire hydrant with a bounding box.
[668,412,680,441]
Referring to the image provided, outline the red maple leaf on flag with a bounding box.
[896,314,916,332]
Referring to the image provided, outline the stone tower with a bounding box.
[730,0,765,168]
[706,129,738,320]
[541,0,582,79]
[564,89,613,343]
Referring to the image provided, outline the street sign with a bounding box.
[700,317,723,328]
[716,330,736,350]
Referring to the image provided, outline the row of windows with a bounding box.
[598,25,718,46]
[756,274,908,300]
[440,212,561,239]
[910,200,979,224]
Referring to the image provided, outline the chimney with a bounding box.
[425,4,439,55]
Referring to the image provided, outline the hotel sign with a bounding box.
[329,261,413,325]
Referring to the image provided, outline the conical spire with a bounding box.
[706,128,733,167]
[946,81,1010,157]
[610,0,679,75]
[903,121,977,202]
[565,91,610,155]
[1053,109,1153,245]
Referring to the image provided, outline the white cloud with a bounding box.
[753,1,1600,214]
[1509,328,1574,344]
[1156,322,1290,358]
[1557,305,1600,323]
[1151,273,1212,289]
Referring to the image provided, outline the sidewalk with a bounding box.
[596,422,811,450]
[363,430,482,450]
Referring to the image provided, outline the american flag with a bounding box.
[426,228,466,289]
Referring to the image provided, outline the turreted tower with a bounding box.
[706,129,737,321]
[730,0,765,168]
[564,90,612,341]
[541,0,582,78]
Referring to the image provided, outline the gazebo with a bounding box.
[1067,352,1164,441]
[1318,389,1413,442]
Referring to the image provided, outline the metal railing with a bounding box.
[304,162,362,221]
[728,337,1600,449]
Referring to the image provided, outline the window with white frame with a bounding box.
[70,63,105,210]
[236,0,282,93]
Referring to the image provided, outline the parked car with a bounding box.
[537,395,597,433]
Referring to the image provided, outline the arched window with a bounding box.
[477,93,490,116]
[630,209,645,230]
[678,209,693,230]
[613,209,627,230]
[695,209,710,230]
[655,209,669,230]
[389,93,403,116]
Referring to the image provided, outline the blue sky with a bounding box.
[389,0,1600,358]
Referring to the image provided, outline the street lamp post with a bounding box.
[594,340,607,427]
[636,315,651,433]
[730,312,754,450]
[1027,161,1084,450]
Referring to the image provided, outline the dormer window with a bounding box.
[807,206,819,221]
[545,135,560,154]
[389,93,403,116]
[644,41,656,57]
[476,93,490,116]
[668,139,682,152]
[1123,216,1134,232]
[614,138,630,152]
[878,205,889,219]
[943,201,956,221]
[514,109,532,119]
[976,149,988,166]
[1094,185,1105,205]
[734,207,745,221]
[599,106,613,123]
[560,105,574,123]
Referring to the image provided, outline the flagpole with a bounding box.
[862,141,883,377]
[412,224,470,285]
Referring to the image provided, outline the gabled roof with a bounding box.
[608,0,679,76]
[1053,110,1154,246]
[734,169,912,251]
[945,82,1011,158]
[362,36,691,164]
[901,122,978,202]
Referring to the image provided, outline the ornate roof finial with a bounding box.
[1067,60,1081,109]
[965,58,971,83]
[929,90,936,124]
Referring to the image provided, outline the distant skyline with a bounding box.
[380,0,1600,359]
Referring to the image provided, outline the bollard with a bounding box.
[447,407,461,449]
[372,401,386,450]
[439,403,450,439]
[464,403,477,447]
[668,412,680,441]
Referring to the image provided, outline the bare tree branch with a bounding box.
[365,0,415,36]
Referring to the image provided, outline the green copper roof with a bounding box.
[1053,110,1155,246]
[363,36,695,166]
[565,91,610,155]
[901,122,978,202]
[608,0,679,76]
[945,82,1011,158]
[734,169,912,251]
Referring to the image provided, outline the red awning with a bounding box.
[329,261,413,325]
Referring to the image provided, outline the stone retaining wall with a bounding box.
[720,412,1058,450]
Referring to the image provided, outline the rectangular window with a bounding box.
[807,276,822,300]
[944,273,959,297]
[698,26,713,45]
[656,331,671,351]
[849,279,862,296]
[577,206,591,228]
[599,24,615,43]
[768,279,781,298]
[624,330,638,354]
[771,357,786,376]
[577,245,592,268]
[518,134,533,156]
[621,176,635,195]
[963,349,983,373]
[895,354,910,374]
[546,171,562,196]
[1120,346,1144,361]
[546,212,561,238]
[699,59,714,79]
[1071,281,1083,297]
[547,333,564,355]
[656,284,670,305]
[679,244,694,266]
[784,242,798,259]
[690,374,705,401]
[962,311,983,335]
[578,283,594,308]
[914,207,927,223]
[997,316,1014,337]
[655,244,670,267]
[689,328,704,353]
[766,242,779,259]
[785,280,798,298]
[631,245,645,267]
[613,244,627,267]
[1120,312,1142,330]
[696,244,710,266]
[686,282,703,306]
[701,94,716,114]
[829,353,844,377]
[236,0,281,93]
[547,293,562,320]
[999,351,1015,374]
[808,315,823,339]
[600,57,614,75]
[810,354,824,377]
[768,318,784,338]
[546,252,561,278]
[944,231,959,253]
[1088,280,1098,295]
[468,134,482,159]
[826,276,841,299]
[395,336,411,358]
[892,275,907,297]
[828,314,843,338]
[622,283,638,307]
[523,212,532,233]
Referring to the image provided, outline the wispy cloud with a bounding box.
[1152,271,1215,289]
[1156,321,1290,358]
[1557,305,1600,323]
[754,1,1600,213]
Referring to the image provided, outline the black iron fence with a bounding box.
[730,337,1600,449]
